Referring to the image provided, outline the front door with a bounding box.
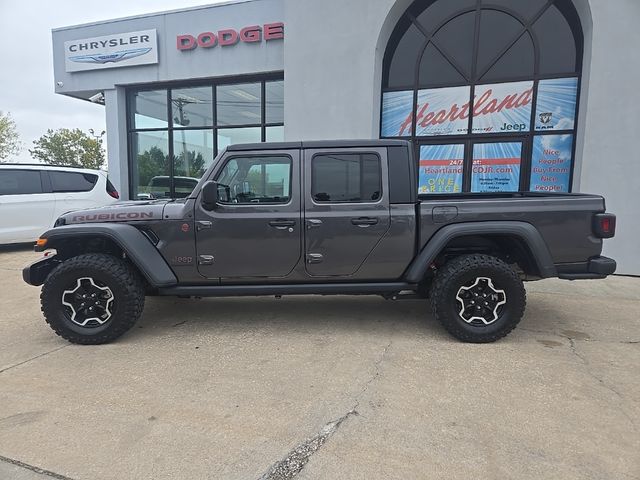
[195,150,301,279]
[303,148,391,277]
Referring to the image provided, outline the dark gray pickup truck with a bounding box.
[23,140,616,344]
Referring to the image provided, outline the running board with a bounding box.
[157,282,416,297]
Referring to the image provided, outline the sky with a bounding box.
[0,0,226,163]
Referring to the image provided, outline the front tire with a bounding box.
[430,254,526,343]
[41,254,145,344]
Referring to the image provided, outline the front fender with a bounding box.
[31,224,178,288]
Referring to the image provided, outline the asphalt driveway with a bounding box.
[0,247,638,480]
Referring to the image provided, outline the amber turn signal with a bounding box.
[35,238,48,248]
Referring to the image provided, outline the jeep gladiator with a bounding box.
[23,140,617,344]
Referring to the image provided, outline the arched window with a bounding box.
[381,0,583,194]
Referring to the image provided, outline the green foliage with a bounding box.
[137,146,170,187]
[29,128,105,169]
[0,111,21,161]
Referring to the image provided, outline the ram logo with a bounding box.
[69,48,152,65]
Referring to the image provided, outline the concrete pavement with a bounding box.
[0,246,638,480]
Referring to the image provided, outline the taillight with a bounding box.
[593,213,616,238]
[106,179,119,199]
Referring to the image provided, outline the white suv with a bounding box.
[0,164,119,244]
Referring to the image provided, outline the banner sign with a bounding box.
[381,81,535,137]
[414,86,471,136]
[65,29,158,72]
[471,81,533,134]
[530,135,573,192]
[535,77,578,131]
[418,144,464,194]
[471,142,522,192]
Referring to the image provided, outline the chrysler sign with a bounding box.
[64,29,158,72]
[177,23,284,50]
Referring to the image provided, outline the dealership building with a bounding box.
[51,0,639,274]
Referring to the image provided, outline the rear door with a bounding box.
[303,147,391,277]
[0,169,56,243]
[195,149,302,279]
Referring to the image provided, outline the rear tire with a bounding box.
[41,254,145,345]
[430,254,526,343]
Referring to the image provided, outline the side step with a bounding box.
[157,282,416,298]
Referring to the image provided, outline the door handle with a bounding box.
[307,219,323,229]
[269,219,296,229]
[351,217,378,227]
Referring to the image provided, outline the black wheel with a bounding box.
[429,254,526,343]
[41,254,145,345]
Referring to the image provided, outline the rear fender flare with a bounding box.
[403,221,557,283]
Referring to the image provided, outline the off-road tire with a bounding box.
[430,254,526,343]
[41,254,145,345]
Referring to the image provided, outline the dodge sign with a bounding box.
[64,29,158,72]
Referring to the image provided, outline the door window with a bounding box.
[0,170,43,195]
[215,156,291,204]
[311,153,381,203]
[50,171,98,192]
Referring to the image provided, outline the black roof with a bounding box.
[226,139,411,152]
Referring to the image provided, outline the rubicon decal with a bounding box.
[72,212,154,222]
[177,23,284,51]
[64,29,158,73]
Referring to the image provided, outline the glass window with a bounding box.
[387,23,425,89]
[480,33,534,82]
[217,83,262,126]
[130,90,168,129]
[266,125,285,143]
[419,43,466,87]
[0,170,42,195]
[50,171,98,192]
[311,153,381,203]
[218,127,262,151]
[131,131,170,200]
[471,142,522,192]
[418,144,464,194]
[171,87,213,127]
[381,0,581,193]
[215,156,291,204]
[265,81,284,124]
[173,129,214,197]
[532,5,577,74]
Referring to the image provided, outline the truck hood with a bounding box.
[57,200,170,226]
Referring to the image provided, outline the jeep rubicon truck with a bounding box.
[23,140,617,344]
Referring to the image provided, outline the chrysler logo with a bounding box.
[69,47,152,65]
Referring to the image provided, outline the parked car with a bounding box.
[0,164,119,244]
[137,175,200,200]
[23,140,616,345]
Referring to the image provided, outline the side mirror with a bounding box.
[201,181,219,210]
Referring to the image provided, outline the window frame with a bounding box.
[212,154,294,207]
[380,0,583,196]
[126,73,284,200]
[310,151,384,205]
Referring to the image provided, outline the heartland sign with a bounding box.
[177,22,284,50]
[64,29,158,73]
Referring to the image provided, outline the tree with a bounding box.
[0,111,21,161]
[30,128,105,169]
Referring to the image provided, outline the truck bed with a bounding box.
[419,193,606,265]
